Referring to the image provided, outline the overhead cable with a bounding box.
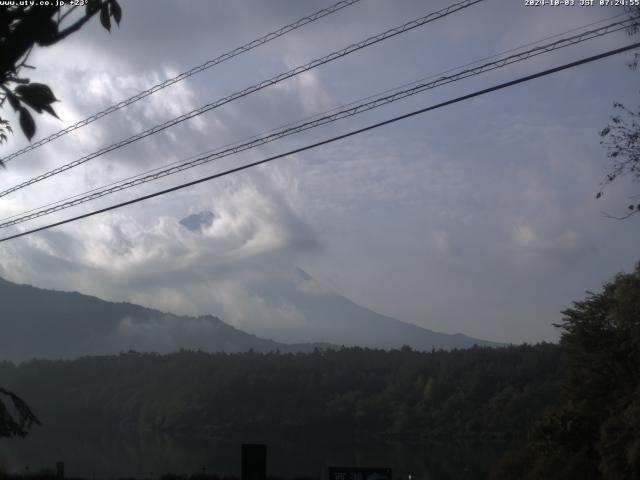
[1,41,637,243]
[0,0,484,198]
[0,0,362,164]
[0,16,634,229]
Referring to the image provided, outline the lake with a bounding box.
[0,428,508,480]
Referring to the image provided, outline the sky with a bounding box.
[0,0,639,344]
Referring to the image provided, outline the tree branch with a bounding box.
[0,387,41,438]
[600,210,639,220]
[58,5,79,26]
[54,5,102,42]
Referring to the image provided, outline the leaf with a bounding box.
[15,83,57,103]
[86,0,101,15]
[100,3,111,32]
[110,0,122,26]
[19,107,35,141]
[596,192,602,199]
[6,91,20,111]
[15,83,58,117]
[42,104,60,119]
[34,18,59,46]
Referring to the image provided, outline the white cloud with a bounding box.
[432,229,453,258]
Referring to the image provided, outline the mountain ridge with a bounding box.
[244,267,503,349]
[0,276,329,362]
[0,275,501,362]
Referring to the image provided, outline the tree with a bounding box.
[551,263,640,478]
[0,0,122,155]
[598,100,640,217]
[597,6,640,218]
[493,262,640,479]
[0,0,122,438]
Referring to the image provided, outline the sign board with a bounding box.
[327,467,392,480]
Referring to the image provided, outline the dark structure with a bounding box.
[327,467,392,480]
[241,444,266,480]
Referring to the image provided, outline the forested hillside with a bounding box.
[0,344,562,442]
[3,265,638,479]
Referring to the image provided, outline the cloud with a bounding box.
[0,157,321,323]
[0,0,639,347]
[510,217,595,268]
[432,229,453,259]
[112,314,231,353]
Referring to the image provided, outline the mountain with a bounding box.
[0,277,326,362]
[242,268,503,350]
[0,269,499,362]
[174,211,501,350]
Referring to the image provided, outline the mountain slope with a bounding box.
[0,268,500,362]
[172,212,501,350]
[0,277,321,362]
[245,268,502,349]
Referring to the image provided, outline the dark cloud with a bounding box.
[179,210,215,233]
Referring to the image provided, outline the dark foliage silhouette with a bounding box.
[0,387,40,438]
[0,0,122,438]
[597,6,640,217]
[0,0,122,150]
[492,262,640,479]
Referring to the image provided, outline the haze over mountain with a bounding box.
[241,267,503,350]
[177,211,502,350]
[0,269,499,363]
[0,276,329,362]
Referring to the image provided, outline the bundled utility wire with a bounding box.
[0,0,362,164]
[0,0,484,197]
[2,41,638,243]
[0,16,634,230]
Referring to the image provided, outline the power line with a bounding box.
[0,0,362,164]
[0,9,625,171]
[0,0,484,198]
[5,11,626,228]
[1,41,637,244]
[0,16,633,229]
